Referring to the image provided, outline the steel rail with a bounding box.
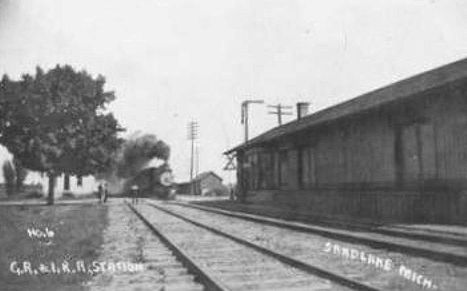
[126,201,231,291]
[168,201,467,267]
[148,201,381,291]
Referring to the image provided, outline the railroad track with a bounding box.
[173,202,467,247]
[167,200,467,267]
[115,202,205,291]
[144,200,467,290]
[127,200,380,291]
[127,201,228,291]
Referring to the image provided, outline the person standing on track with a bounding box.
[97,184,103,203]
[103,183,109,203]
[131,184,139,204]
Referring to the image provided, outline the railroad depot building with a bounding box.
[226,58,467,224]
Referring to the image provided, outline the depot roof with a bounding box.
[225,58,467,154]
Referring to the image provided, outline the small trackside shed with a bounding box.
[225,58,467,224]
[193,171,224,196]
[176,171,224,195]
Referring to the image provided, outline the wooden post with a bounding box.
[47,173,56,205]
[64,174,70,191]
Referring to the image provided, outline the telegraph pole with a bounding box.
[268,103,293,125]
[241,99,264,142]
[187,121,198,194]
[195,144,199,178]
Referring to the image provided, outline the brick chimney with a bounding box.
[296,102,309,120]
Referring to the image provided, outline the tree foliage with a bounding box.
[0,65,124,204]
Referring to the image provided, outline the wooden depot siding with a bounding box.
[435,91,467,182]
[245,83,467,192]
[275,110,397,190]
[233,75,467,224]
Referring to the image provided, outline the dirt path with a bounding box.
[86,202,166,291]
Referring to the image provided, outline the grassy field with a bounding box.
[0,203,108,291]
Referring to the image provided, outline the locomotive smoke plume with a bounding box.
[98,132,170,193]
[116,132,170,179]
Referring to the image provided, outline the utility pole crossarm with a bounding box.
[267,105,293,109]
[268,111,293,115]
[267,103,293,125]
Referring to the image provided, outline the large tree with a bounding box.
[13,157,28,191]
[2,160,15,196]
[0,65,124,204]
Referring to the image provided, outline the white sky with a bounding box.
[0,0,466,183]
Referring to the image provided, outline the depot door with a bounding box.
[399,123,436,187]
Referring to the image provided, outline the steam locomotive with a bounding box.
[127,164,174,199]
